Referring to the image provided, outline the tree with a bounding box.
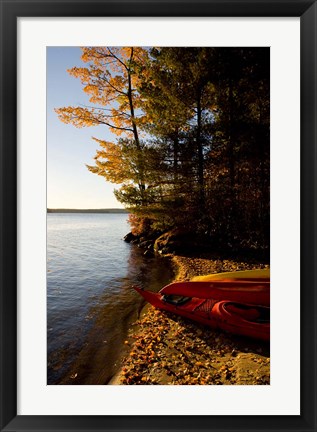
[55,46,148,199]
[139,48,217,219]
[56,46,270,253]
[203,48,270,248]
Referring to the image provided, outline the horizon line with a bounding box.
[47,208,129,213]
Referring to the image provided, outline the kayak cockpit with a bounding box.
[224,302,270,323]
[161,294,191,306]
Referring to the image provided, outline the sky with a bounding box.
[47,47,123,209]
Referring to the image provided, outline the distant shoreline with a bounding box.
[47,208,129,214]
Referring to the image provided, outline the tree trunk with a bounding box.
[197,88,205,210]
[227,78,236,242]
[228,79,235,193]
[127,48,146,201]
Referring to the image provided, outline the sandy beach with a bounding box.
[111,254,270,385]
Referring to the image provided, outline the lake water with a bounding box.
[47,213,174,385]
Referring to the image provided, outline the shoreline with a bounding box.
[110,253,270,385]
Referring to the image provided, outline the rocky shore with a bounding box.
[111,250,270,385]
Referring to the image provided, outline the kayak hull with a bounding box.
[192,268,270,282]
[134,287,270,341]
[160,280,270,307]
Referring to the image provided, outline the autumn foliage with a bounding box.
[55,47,270,254]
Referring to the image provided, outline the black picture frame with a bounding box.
[1,1,316,431]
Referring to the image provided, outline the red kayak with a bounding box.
[160,280,270,307]
[133,287,270,341]
[212,301,270,341]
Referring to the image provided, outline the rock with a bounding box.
[154,229,196,254]
[124,232,138,243]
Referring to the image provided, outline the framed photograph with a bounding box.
[1,0,316,431]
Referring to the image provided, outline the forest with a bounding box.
[56,47,270,257]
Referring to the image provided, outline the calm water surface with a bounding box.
[47,213,173,384]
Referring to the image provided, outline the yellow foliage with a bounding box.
[87,138,142,184]
[56,47,149,137]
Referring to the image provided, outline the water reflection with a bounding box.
[49,245,174,385]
